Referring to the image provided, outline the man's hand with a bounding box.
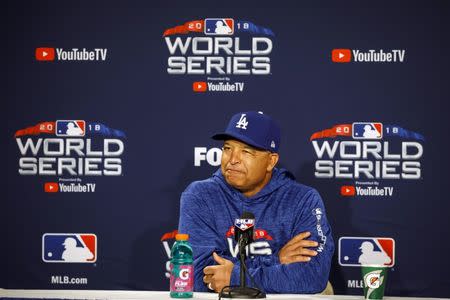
[278,231,319,264]
[203,252,234,293]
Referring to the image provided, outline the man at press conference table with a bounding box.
[178,111,334,294]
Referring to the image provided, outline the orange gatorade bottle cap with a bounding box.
[175,233,189,241]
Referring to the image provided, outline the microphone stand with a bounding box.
[239,237,247,288]
[219,236,266,299]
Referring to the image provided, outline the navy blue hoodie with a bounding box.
[178,168,334,293]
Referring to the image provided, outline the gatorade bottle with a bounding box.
[170,233,193,298]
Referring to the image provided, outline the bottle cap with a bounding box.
[175,233,189,241]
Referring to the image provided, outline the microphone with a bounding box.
[219,212,266,299]
[234,212,255,251]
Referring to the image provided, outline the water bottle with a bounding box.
[170,233,193,298]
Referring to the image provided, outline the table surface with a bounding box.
[0,289,448,300]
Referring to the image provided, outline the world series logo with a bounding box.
[310,122,425,197]
[15,120,126,193]
[163,18,274,92]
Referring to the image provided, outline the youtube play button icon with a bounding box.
[340,185,355,196]
[45,182,59,193]
[193,81,207,92]
[332,49,351,63]
[35,47,55,61]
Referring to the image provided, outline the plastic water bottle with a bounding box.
[170,233,193,298]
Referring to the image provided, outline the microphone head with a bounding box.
[234,211,255,242]
[241,211,255,219]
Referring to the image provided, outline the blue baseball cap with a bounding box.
[212,111,281,152]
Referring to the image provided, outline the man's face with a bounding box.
[221,139,278,197]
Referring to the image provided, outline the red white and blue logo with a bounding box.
[338,237,395,267]
[225,225,273,258]
[310,122,425,182]
[310,122,424,141]
[352,122,383,139]
[15,120,125,138]
[42,233,97,263]
[15,119,125,179]
[204,18,234,35]
[163,18,274,37]
[163,18,274,91]
[56,120,86,137]
[235,218,255,231]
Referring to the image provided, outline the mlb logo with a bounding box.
[352,122,383,139]
[339,237,395,267]
[42,233,97,263]
[56,120,86,137]
[204,18,234,35]
[235,219,254,231]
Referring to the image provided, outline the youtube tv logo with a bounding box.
[36,47,55,61]
[193,81,207,92]
[45,182,59,193]
[35,47,108,62]
[340,185,355,196]
[332,49,352,63]
[332,48,406,63]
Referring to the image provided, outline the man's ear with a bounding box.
[267,153,279,172]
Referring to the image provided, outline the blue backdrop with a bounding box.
[4,0,450,297]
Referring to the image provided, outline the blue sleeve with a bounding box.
[178,188,239,292]
[229,189,334,294]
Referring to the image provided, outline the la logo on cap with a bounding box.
[271,141,276,148]
[236,114,248,129]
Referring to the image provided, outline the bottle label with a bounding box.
[170,264,193,293]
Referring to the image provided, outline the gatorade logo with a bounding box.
[36,47,55,61]
[341,185,355,196]
[170,265,193,291]
[367,273,381,288]
[364,270,384,288]
[332,49,352,63]
[179,268,190,280]
[193,82,207,92]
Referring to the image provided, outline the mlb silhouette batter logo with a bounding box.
[56,120,86,137]
[204,18,234,35]
[42,233,97,263]
[352,122,383,139]
[338,237,395,267]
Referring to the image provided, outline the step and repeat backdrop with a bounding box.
[4,1,450,298]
